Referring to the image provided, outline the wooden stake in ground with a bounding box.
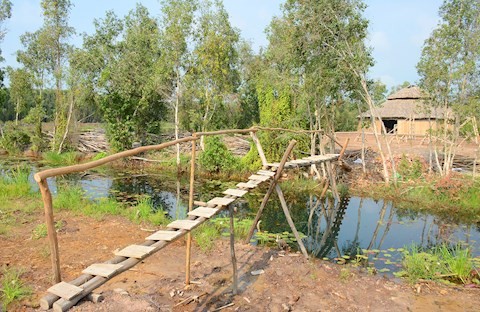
[229,204,238,295]
[275,185,309,258]
[244,140,297,244]
[186,135,197,285]
[38,179,62,283]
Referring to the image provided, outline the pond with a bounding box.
[2,158,480,274]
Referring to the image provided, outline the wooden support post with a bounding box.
[186,135,196,285]
[250,131,268,168]
[244,140,297,244]
[229,205,238,295]
[38,179,62,283]
[275,184,309,258]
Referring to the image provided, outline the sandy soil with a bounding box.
[335,132,479,159]
[2,211,480,312]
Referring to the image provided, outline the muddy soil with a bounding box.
[2,211,480,312]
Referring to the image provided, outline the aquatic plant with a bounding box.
[395,243,477,285]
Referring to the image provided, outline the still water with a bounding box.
[4,160,480,272]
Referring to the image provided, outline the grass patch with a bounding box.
[0,165,33,199]
[0,267,32,310]
[53,186,86,212]
[395,243,478,285]
[194,223,222,252]
[32,221,64,239]
[42,151,79,167]
[127,196,170,226]
[351,174,480,223]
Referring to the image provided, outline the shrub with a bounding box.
[198,136,239,173]
[0,122,31,154]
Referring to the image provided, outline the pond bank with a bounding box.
[2,210,480,311]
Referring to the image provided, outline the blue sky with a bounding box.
[3,0,443,89]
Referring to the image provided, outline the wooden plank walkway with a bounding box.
[41,154,339,311]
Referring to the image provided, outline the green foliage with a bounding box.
[32,220,63,239]
[254,231,305,247]
[81,5,167,151]
[240,143,262,172]
[42,151,78,167]
[0,165,32,199]
[0,266,32,310]
[198,136,240,173]
[182,0,240,132]
[92,152,107,161]
[0,122,31,154]
[194,217,253,252]
[397,155,424,181]
[194,223,221,252]
[129,196,170,226]
[53,186,85,212]
[395,244,477,285]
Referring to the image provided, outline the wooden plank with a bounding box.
[188,207,219,218]
[145,230,182,241]
[114,245,156,259]
[82,263,123,278]
[207,197,235,207]
[47,282,83,300]
[167,219,201,231]
[248,174,271,182]
[257,170,276,177]
[223,189,248,197]
[236,182,257,189]
[290,159,311,165]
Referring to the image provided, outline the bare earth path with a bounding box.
[2,211,479,311]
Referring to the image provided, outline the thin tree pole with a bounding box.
[244,140,297,244]
[275,184,309,258]
[185,135,197,285]
[229,204,238,295]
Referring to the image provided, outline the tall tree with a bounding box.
[159,0,196,165]
[7,67,33,124]
[184,0,240,136]
[417,0,480,175]
[81,5,167,151]
[40,0,74,152]
[16,30,50,149]
[0,0,12,122]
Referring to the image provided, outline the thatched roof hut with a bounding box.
[360,85,451,135]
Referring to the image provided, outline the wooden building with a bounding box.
[359,85,451,136]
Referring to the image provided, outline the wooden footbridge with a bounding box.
[34,127,344,311]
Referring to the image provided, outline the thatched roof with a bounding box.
[361,85,450,120]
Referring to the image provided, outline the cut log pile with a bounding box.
[76,130,109,153]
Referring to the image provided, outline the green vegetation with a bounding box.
[198,136,240,173]
[0,267,32,310]
[32,221,63,239]
[395,244,478,285]
[0,165,33,199]
[255,231,306,247]
[352,174,480,222]
[42,151,79,167]
[129,196,170,226]
[194,217,253,252]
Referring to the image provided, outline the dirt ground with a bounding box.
[2,210,480,312]
[335,132,479,159]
